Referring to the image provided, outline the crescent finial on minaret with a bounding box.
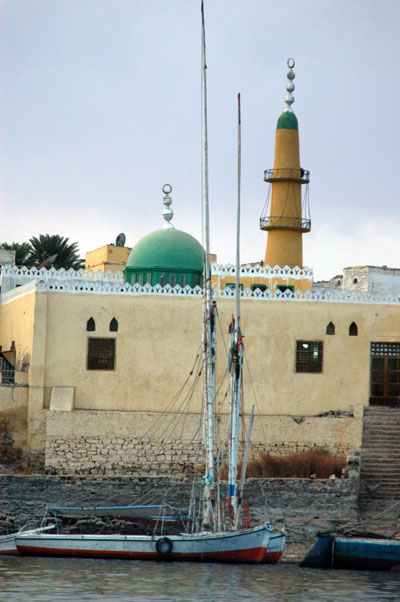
[285,58,295,112]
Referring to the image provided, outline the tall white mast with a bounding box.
[228,93,243,527]
[201,0,216,530]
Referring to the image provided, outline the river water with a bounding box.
[0,557,399,602]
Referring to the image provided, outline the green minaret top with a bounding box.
[277,110,298,130]
[276,58,298,130]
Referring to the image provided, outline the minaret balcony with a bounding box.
[264,168,310,184]
[260,216,311,232]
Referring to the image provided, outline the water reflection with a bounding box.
[0,557,399,602]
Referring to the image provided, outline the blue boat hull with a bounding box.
[334,537,400,571]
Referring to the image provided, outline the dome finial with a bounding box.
[162,184,175,229]
[285,58,295,112]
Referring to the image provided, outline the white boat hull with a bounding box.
[0,533,20,556]
[0,525,56,556]
[16,523,271,563]
[262,531,287,563]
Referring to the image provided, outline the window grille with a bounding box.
[296,341,323,373]
[87,338,115,371]
[371,342,400,357]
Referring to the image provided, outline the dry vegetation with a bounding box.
[243,449,346,479]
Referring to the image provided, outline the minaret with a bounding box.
[260,59,311,268]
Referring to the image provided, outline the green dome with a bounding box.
[276,110,298,130]
[124,227,204,289]
[126,228,204,272]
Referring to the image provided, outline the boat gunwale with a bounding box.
[15,523,272,545]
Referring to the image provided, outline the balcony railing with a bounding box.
[260,216,311,232]
[264,168,310,183]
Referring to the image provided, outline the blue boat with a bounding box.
[333,536,400,571]
[301,534,400,571]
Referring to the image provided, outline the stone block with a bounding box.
[49,387,74,411]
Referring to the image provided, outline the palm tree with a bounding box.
[0,242,32,267]
[28,234,84,270]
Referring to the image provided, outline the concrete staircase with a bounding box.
[358,407,400,530]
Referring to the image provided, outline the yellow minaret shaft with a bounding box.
[262,59,310,268]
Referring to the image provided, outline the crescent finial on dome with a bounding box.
[162,184,175,229]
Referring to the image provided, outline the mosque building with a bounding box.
[1,62,400,474]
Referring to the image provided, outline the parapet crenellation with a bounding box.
[1,264,400,304]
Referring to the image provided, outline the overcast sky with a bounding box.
[1,0,399,280]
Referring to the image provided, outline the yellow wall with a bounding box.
[213,273,312,293]
[0,290,36,372]
[3,286,400,460]
[85,245,131,273]
[27,290,400,416]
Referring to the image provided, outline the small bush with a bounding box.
[244,449,345,479]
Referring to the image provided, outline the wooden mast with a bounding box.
[201,0,216,531]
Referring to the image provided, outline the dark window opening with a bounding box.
[296,341,323,373]
[86,317,95,332]
[326,322,335,335]
[277,285,295,295]
[226,282,244,290]
[349,322,358,336]
[87,338,115,371]
[169,274,176,287]
[109,318,118,332]
[0,354,15,384]
[137,273,144,285]
[180,274,186,287]
[251,284,268,293]
[160,273,166,287]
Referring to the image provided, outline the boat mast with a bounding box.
[228,93,244,528]
[201,0,216,530]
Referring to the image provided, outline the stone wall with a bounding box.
[45,409,363,475]
[0,473,359,561]
[0,385,28,451]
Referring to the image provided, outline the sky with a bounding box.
[1,0,399,281]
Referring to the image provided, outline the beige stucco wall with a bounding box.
[85,245,131,273]
[31,291,400,416]
[0,289,36,371]
[2,285,400,461]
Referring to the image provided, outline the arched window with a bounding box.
[349,322,358,336]
[326,322,335,335]
[109,318,118,332]
[86,317,95,332]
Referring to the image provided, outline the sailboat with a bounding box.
[15,2,285,563]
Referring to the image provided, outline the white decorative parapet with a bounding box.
[1,265,124,294]
[211,262,313,280]
[1,265,400,304]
